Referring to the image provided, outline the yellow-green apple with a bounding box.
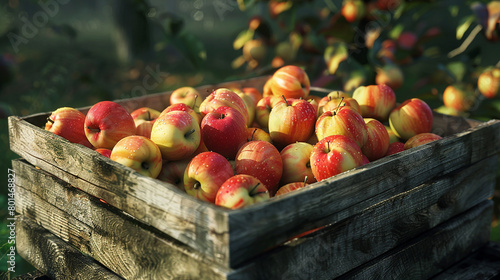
[130,107,161,139]
[268,96,317,150]
[315,105,368,149]
[385,141,405,156]
[160,103,202,126]
[95,148,112,158]
[201,106,248,160]
[389,98,433,140]
[361,118,390,161]
[477,67,500,99]
[157,159,190,190]
[404,133,442,149]
[45,107,93,148]
[275,181,308,196]
[110,135,162,178]
[375,64,404,90]
[215,174,270,209]
[199,88,249,125]
[170,86,202,113]
[352,84,396,121]
[235,140,283,195]
[150,110,201,161]
[255,95,281,129]
[280,142,316,185]
[84,101,137,149]
[341,0,366,22]
[247,127,271,143]
[385,125,400,144]
[270,65,310,99]
[310,134,363,181]
[442,84,475,112]
[183,151,234,203]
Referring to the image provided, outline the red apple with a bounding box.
[389,98,433,140]
[235,140,283,195]
[270,65,310,99]
[95,148,112,158]
[280,142,316,185]
[341,0,365,22]
[268,96,317,150]
[131,107,161,139]
[170,86,202,113]
[215,174,270,209]
[315,105,368,149]
[442,84,475,112]
[318,95,361,116]
[352,84,396,121]
[84,101,137,149]
[201,106,248,160]
[199,88,249,126]
[397,31,418,51]
[110,135,163,178]
[404,133,443,150]
[150,110,201,161]
[183,151,234,203]
[45,107,93,148]
[242,87,263,106]
[310,135,363,181]
[385,141,405,156]
[361,118,390,162]
[157,159,190,190]
[478,67,500,99]
[275,181,308,196]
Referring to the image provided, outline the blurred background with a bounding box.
[1,0,499,277]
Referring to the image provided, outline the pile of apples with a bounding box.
[44,65,441,209]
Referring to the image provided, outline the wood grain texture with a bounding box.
[336,200,494,280]
[8,75,500,268]
[431,242,500,280]
[13,159,231,280]
[16,216,123,280]
[13,155,497,279]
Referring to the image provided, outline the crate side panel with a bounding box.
[228,156,497,279]
[336,200,493,280]
[13,159,231,280]
[16,216,123,280]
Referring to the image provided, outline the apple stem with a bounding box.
[193,95,199,110]
[281,95,289,106]
[249,128,257,142]
[185,128,196,138]
[141,162,150,170]
[46,117,54,124]
[87,126,100,133]
[194,181,201,190]
[147,111,151,121]
[250,182,261,194]
[303,176,308,184]
[333,97,344,116]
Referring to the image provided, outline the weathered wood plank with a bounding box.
[431,242,500,280]
[13,160,231,280]
[228,156,497,279]
[336,200,494,280]
[16,216,123,280]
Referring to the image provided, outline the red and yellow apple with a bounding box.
[110,135,163,178]
[215,174,270,209]
[442,84,475,112]
[477,67,500,99]
[270,65,310,99]
[404,133,443,149]
[170,86,202,113]
[131,107,161,139]
[389,98,433,140]
[84,101,137,149]
[280,142,316,185]
[361,118,390,161]
[352,84,396,121]
[45,107,93,148]
[199,88,249,125]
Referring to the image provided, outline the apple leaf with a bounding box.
[456,15,475,40]
[324,42,349,75]
[237,0,257,11]
[233,29,255,50]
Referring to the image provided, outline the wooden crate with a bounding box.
[8,76,500,277]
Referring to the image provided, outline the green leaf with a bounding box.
[237,0,257,11]
[233,29,254,50]
[456,15,475,40]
